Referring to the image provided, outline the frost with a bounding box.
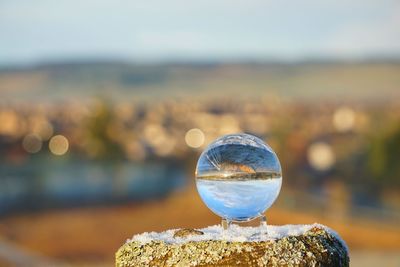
[127,223,348,253]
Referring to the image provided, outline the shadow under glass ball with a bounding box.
[195,133,282,222]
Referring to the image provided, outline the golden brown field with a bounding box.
[0,184,399,265]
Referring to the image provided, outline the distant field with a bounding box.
[0,62,399,102]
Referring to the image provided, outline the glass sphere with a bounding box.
[195,133,282,222]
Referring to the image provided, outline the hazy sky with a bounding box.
[1,0,399,65]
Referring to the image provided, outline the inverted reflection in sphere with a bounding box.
[195,133,282,222]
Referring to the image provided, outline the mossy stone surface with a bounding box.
[116,226,349,267]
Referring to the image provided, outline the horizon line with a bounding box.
[1,55,400,71]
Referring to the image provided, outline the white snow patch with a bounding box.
[127,223,348,253]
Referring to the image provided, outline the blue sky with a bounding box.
[0,0,399,65]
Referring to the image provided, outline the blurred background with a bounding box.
[0,0,399,266]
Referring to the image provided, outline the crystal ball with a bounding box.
[195,133,282,222]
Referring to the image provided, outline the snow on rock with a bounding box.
[128,223,348,253]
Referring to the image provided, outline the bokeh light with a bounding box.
[307,142,335,171]
[333,107,355,132]
[0,110,22,137]
[185,128,205,148]
[31,119,54,141]
[49,135,69,156]
[22,134,42,153]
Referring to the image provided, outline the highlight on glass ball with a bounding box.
[195,133,282,226]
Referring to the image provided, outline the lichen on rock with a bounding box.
[116,224,349,267]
